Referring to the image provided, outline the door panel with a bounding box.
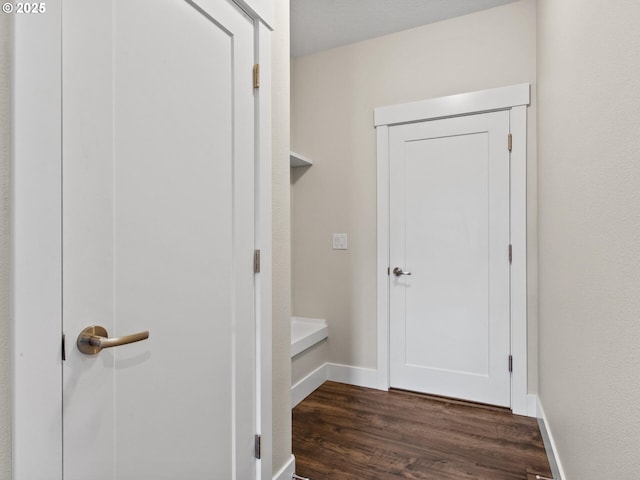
[389,111,511,407]
[62,1,256,478]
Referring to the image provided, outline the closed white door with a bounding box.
[389,111,511,407]
[61,0,257,478]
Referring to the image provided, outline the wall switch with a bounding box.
[332,233,348,250]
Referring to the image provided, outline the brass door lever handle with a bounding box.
[77,325,149,355]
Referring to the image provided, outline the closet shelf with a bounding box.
[290,151,313,168]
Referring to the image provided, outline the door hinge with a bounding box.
[509,355,513,373]
[253,64,260,89]
[61,333,66,361]
[387,266,390,276]
[508,133,513,152]
[254,434,261,459]
[254,249,261,273]
[508,244,513,264]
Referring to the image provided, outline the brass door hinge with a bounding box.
[508,133,513,152]
[253,64,260,89]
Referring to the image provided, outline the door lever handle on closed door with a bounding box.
[76,325,149,355]
[393,267,412,276]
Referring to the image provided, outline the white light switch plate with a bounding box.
[332,233,348,250]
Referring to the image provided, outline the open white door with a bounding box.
[389,111,511,407]
[61,0,256,478]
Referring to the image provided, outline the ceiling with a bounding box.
[291,0,519,57]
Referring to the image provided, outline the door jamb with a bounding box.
[11,2,273,478]
[374,84,531,415]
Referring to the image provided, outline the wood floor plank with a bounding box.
[292,382,553,480]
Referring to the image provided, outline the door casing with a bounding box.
[11,1,273,478]
[374,84,532,416]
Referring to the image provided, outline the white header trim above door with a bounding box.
[374,83,530,127]
[375,83,532,416]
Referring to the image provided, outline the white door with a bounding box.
[61,0,257,478]
[389,111,511,407]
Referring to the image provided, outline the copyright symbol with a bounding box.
[2,3,13,13]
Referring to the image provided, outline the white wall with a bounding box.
[291,0,538,387]
[537,1,640,478]
[270,0,292,474]
[0,13,12,480]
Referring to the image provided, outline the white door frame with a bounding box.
[11,1,273,478]
[374,84,531,416]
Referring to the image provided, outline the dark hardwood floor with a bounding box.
[292,381,552,480]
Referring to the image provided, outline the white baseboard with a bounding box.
[291,363,380,409]
[537,396,566,480]
[272,454,295,480]
[327,363,379,389]
[291,363,328,408]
